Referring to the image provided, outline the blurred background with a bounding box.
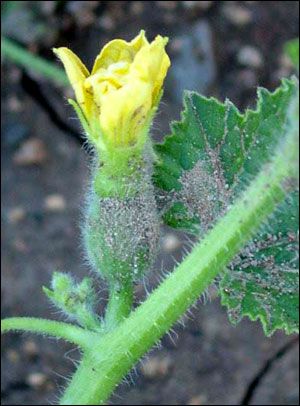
[1,1,299,405]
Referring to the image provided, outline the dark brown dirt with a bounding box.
[1,1,299,405]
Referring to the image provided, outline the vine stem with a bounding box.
[1,36,68,85]
[1,317,93,349]
[59,125,299,405]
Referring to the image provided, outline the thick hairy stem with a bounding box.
[59,126,298,405]
[1,317,93,349]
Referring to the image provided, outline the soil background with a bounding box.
[1,1,299,405]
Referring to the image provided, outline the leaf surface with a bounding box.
[153,78,299,335]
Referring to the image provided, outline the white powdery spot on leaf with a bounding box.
[178,160,229,232]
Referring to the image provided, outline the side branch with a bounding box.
[1,317,93,349]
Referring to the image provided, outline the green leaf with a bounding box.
[154,78,299,335]
[154,77,297,235]
[219,190,299,336]
[285,38,299,71]
[219,92,299,336]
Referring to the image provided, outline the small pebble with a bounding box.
[237,69,258,88]
[237,46,264,69]
[13,239,28,253]
[66,1,97,27]
[170,37,184,54]
[40,1,57,15]
[187,394,207,405]
[222,3,252,26]
[162,233,181,252]
[279,53,295,70]
[23,340,39,359]
[13,138,47,166]
[98,14,115,31]
[27,372,48,389]
[46,381,56,392]
[141,356,172,378]
[44,194,66,211]
[76,9,96,28]
[163,12,177,24]
[6,349,20,363]
[7,66,22,83]
[8,207,26,224]
[7,96,23,112]
[64,87,74,99]
[130,1,144,15]
[274,67,293,81]
[287,233,297,241]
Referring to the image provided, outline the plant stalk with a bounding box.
[1,317,92,348]
[1,36,68,85]
[59,126,298,405]
[104,282,134,331]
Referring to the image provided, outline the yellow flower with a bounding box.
[54,30,170,150]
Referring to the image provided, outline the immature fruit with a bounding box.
[83,156,160,284]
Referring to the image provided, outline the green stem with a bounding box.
[104,282,134,331]
[1,317,93,349]
[59,128,298,405]
[1,35,68,86]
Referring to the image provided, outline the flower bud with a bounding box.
[53,30,170,152]
[43,272,99,330]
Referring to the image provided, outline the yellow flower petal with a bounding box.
[131,35,170,104]
[91,30,148,75]
[129,29,149,51]
[55,31,170,150]
[53,47,93,119]
[99,78,153,147]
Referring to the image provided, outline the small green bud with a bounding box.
[43,272,100,330]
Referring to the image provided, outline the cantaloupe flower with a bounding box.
[54,30,170,151]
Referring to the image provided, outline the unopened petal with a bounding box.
[130,29,149,51]
[91,30,149,75]
[130,35,170,105]
[54,47,93,119]
[55,31,170,150]
[92,39,134,74]
[99,79,153,147]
